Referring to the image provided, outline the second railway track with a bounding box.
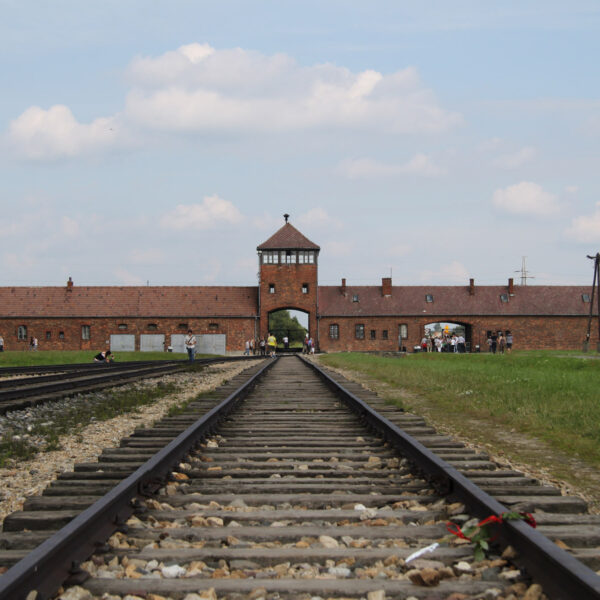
[0,356,599,599]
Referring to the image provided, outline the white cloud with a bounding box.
[6,105,119,160]
[492,146,536,169]
[61,216,80,237]
[297,208,342,229]
[129,248,166,264]
[324,241,354,258]
[420,261,469,284]
[565,185,579,194]
[160,195,243,230]
[114,268,145,285]
[386,244,411,258]
[492,181,559,216]
[337,153,445,179]
[566,202,600,243]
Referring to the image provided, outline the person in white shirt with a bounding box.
[184,329,197,362]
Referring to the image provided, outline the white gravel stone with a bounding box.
[162,564,187,578]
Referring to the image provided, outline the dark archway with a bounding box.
[268,308,309,351]
[423,321,473,352]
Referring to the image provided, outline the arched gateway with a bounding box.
[257,216,320,349]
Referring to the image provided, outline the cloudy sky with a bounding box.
[2,1,600,288]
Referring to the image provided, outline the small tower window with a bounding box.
[269,283,275,294]
[285,251,296,264]
[302,283,309,294]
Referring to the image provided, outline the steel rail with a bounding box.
[0,357,277,600]
[301,356,600,600]
[0,355,262,377]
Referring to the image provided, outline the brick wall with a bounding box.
[0,317,257,353]
[259,263,318,342]
[318,315,599,352]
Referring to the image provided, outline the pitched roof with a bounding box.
[318,285,597,317]
[257,223,320,251]
[0,286,258,318]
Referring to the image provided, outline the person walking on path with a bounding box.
[184,329,197,362]
[506,332,513,353]
[244,340,250,355]
[0,334,4,352]
[267,332,277,357]
[259,338,266,355]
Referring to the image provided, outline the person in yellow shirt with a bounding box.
[267,332,277,357]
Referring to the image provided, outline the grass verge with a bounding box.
[0,350,216,368]
[0,381,180,466]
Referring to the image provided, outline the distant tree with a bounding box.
[269,310,307,343]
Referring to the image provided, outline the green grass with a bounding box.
[0,350,214,368]
[0,381,180,466]
[319,351,600,467]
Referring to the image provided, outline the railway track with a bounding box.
[0,357,261,415]
[0,356,599,599]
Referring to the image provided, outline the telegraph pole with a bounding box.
[584,252,600,352]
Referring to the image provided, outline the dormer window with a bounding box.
[425,294,434,303]
[582,294,591,302]
[352,294,359,302]
[500,294,509,303]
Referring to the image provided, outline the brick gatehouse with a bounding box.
[0,217,597,353]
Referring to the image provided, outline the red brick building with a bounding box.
[0,218,597,353]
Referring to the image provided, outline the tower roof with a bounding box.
[257,222,320,251]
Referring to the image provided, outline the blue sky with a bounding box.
[1,1,599,288]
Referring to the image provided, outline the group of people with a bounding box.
[421,333,467,353]
[242,333,316,357]
[487,332,513,354]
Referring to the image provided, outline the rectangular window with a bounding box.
[17,325,27,340]
[500,293,509,303]
[59,331,65,340]
[178,323,188,330]
[329,324,339,339]
[302,283,309,294]
[382,330,388,340]
[285,251,296,264]
[370,329,376,340]
[209,323,219,330]
[269,283,275,294]
[81,325,91,340]
[399,324,408,338]
[308,252,314,264]
[118,323,128,330]
[425,294,434,303]
[298,253,305,264]
[147,323,158,331]
[355,324,365,339]
[582,294,591,302]
[46,331,52,340]
[352,294,359,302]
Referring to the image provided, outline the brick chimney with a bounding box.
[340,278,347,296]
[469,278,475,296]
[508,277,514,295]
[66,277,73,292]
[382,277,392,297]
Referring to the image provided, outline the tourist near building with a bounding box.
[0,216,597,353]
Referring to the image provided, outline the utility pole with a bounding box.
[584,252,600,352]
[515,256,534,286]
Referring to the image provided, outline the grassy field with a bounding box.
[0,350,203,367]
[319,351,600,468]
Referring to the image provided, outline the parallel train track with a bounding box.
[0,357,261,414]
[0,356,598,599]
